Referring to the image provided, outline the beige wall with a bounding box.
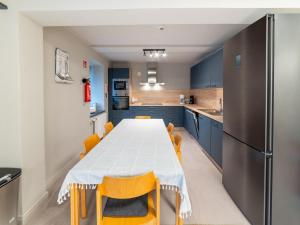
[19,14,47,219]
[0,3,46,222]
[0,1,22,168]
[43,28,109,188]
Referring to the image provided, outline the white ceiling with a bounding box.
[66,24,249,63]
[23,6,276,64]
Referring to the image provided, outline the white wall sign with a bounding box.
[55,48,73,83]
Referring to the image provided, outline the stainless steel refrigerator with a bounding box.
[223,14,300,225]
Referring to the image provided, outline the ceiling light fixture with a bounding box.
[143,49,167,59]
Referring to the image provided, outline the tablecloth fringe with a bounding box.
[57,183,192,219]
[57,183,97,204]
[161,184,192,219]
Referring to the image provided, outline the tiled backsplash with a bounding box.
[131,88,223,109]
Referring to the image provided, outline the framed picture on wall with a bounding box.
[55,48,73,83]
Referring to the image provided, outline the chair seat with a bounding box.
[102,193,157,225]
[104,194,148,217]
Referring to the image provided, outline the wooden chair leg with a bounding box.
[80,189,87,218]
[175,192,180,225]
[71,185,80,225]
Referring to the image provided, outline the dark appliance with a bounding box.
[0,168,21,225]
[189,95,195,104]
[112,79,129,97]
[223,14,300,225]
[112,96,129,110]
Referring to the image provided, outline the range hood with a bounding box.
[140,64,165,86]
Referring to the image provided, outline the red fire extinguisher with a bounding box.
[82,78,91,102]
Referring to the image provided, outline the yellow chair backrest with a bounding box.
[104,121,114,136]
[99,171,158,199]
[170,133,175,144]
[84,134,101,154]
[174,134,182,150]
[167,122,174,134]
[135,116,152,119]
[96,171,160,225]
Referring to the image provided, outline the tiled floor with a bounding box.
[28,128,250,225]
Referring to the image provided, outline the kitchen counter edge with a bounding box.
[129,103,223,123]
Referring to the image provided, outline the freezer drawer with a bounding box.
[222,133,266,225]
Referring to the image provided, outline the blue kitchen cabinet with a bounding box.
[198,59,211,88]
[108,68,130,125]
[190,49,223,89]
[210,120,223,167]
[190,64,200,89]
[130,106,184,127]
[184,109,198,139]
[111,110,130,125]
[109,68,129,79]
[198,114,211,154]
[183,109,189,132]
[210,49,223,88]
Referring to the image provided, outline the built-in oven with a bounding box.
[112,96,129,110]
[112,79,129,97]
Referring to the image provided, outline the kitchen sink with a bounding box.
[199,109,223,116]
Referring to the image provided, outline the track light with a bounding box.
[143,49,167,59]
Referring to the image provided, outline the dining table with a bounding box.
[58,119,192,225]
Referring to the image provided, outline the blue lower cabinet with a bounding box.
[198,114,211,155]
[210,121,223,167]
[111,110,130,125]
[130,106,184,127]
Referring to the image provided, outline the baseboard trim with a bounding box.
[18,155,79,225]
[18,191,49,225]
[46,155,79,190]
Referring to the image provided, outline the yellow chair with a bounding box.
[103,121,114,137]
[170,133,175,144]
[80,134,101,159]
[167,122,174,135]
[96,171,160,225]
[174,134,182,163]
[135,116,152,119]
[79,134,101,218]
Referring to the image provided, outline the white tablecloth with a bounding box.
[57,119,192,218]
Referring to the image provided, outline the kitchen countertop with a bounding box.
[184,104,223,124]
[129,103,223,123]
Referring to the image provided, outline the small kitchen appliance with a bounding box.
[112,78,129,110]
[179,95,185,105]
[189,95,195,104]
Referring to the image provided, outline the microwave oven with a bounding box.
[112,79,129,96]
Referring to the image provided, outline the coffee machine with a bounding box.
[189,95,195,104]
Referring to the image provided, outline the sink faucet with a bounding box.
[219,98,223,114]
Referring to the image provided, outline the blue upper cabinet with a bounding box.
[109,68,129,79]
[190,64,199,89]
[190,48,223,89]
[210,49,223,88]
[199,58,211,88]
